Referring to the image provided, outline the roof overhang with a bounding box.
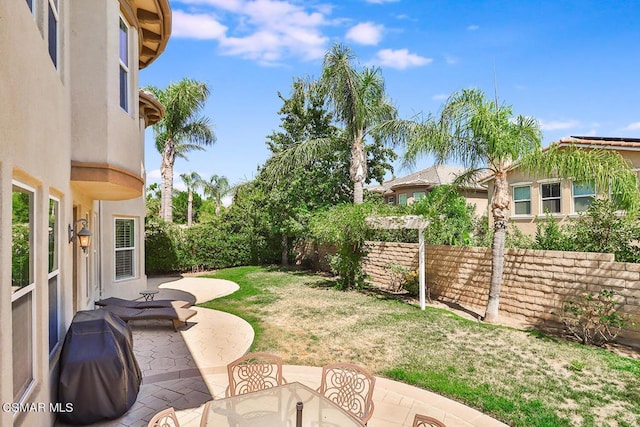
[71,162,144,200]
[121,0,172,69]
[139,90,164,127]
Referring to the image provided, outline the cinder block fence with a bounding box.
[363,242,640,348]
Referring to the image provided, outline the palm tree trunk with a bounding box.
[187,188,193,227]
[350,132,367,204]
[485,171,510,323]
[160,138,176,222]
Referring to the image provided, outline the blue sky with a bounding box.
[141,0,640,193]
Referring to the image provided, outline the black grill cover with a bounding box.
[57,310,142,425]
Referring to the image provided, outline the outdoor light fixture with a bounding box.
[69,218,92,253]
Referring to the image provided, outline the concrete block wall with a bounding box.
[363,242,640,348]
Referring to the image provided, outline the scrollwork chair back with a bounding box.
[412,413,447,427]
[226,352,285,397]
[318,363,376,425]
[148,407,181,427]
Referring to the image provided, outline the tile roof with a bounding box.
[368,165,486,194]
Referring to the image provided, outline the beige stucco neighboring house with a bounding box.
[368,165,489,217]
[0,0,170,425]
[482,136,640,235]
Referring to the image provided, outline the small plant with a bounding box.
[560,289,636,346]
[401,269,420,297]
[385,262,409,292]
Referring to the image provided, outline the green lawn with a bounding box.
[199,266,640,427]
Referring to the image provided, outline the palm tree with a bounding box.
[146,78,215,222]
[387,88,639,322]
[202,174,230,215]
[267,43,397,204]
[180,171,202,227]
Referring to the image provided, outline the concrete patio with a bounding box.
[55,276,508,427]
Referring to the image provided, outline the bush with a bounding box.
[560,289,636,346]
[145,219,180,275]
[309,203,375,289]
[401,269,420,297]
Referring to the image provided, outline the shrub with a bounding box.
[309,203,375,289]
[145,219,179,275]
[384,262,409,292]
[560,289,636,346]
[401,269,420,297]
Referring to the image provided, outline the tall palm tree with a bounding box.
[267,44,397,204]
[146,78,215,222]
[180,171,202,227]
[202,174,230,215]
[386,88,639,322]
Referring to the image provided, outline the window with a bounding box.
[26,0,34,13]
[513,186,531,215]
[115,218,135,280]
[48,0,59,67]
[573,181,595,213]
[398,194,408,206]
[48,198,60,354]
[413,192,426,202]
[541,182,561,213]
[12,182,35,403]
[387,196,395,205]
[119,17,130,111]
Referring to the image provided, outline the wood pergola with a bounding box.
[366,215,430,310]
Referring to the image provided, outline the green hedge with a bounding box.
[145,219,280,275]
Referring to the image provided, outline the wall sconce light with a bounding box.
[69,218,92,253]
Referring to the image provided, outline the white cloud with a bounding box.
[432,93,449,101]
[538,119,580,131]
[146,169,162,183]
[173,0,330,64]
[172,10,228,39]
[444,55,458,65]
[346,22,384,45]
[624,122,640,131]
[467,24,479,31]
[370,49,432,70]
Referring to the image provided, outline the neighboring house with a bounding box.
[1,1,170,426]
[481,136,640,235]
[368,165,489,216]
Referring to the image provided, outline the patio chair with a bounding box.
[412,414,447,427]
[226,352,285,397]
[101,305,197,331]
[199,401,212,427]
[148,407,180,427]
[318,362,376,425]
[95,296,191,309]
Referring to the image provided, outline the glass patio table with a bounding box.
[201,382,364,426]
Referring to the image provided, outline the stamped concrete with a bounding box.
[55,276,508,427]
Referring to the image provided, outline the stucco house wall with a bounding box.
[0,1,169,425]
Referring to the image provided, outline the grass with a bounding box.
[199,266,640,427]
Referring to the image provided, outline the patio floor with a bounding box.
[55,276,508,427]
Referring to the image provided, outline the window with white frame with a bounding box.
[119,16,130,112]
[47,0,59,68]
[513,186,531,215]
[12,182,35,403]
[541,182,561,213]
[48,198,60,355]
[413,192,426,202]
[573,181,595,213]
[115,218,135,280]
[398,193,408,206]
